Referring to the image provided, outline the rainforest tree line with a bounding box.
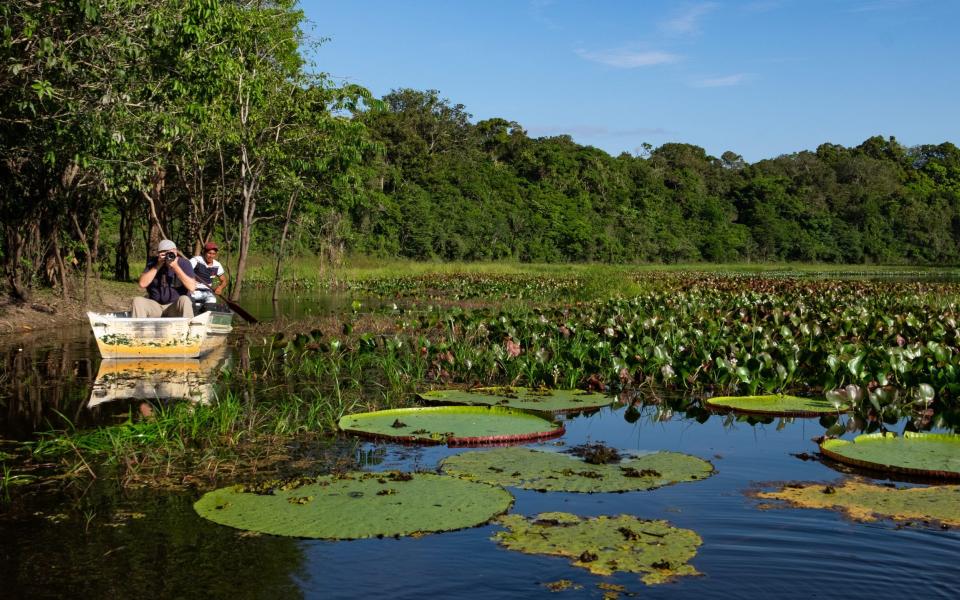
[3,1,960,302]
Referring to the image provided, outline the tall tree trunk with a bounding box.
[71,213,90,304]
[272,188,298,303]
[143,164,167,254]
[114,196,134,281]
[232,143,259,301]
[4,225,31,301]
[49,223,69,298]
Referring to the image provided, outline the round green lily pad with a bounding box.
[819,432,960,478]
[194,472,513,539]
[440,446,714,493]
[494,513,702,584]
[756,479,960,526]
[705,394,850,417]
[418,386,614,414]
[337,406,564,445]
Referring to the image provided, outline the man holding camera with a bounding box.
[132,239,197,318]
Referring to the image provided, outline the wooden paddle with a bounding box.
[216,293,258,324]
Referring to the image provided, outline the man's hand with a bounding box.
[167,252,197,292]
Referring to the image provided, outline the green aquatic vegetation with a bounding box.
[240,273,960,424]
[494,512,702,584]
[820,432,960,478]
[705,394,849,417]
[418,386,613,413]
[194,472,513,539]
[337,406,564,445]
[755,479,960,527]
[26,388,361,480]
[440,446,714,492]
[1,463,36,502]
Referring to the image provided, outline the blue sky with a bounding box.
[301,0,959,163]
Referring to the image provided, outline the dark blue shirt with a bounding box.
[143,257,195,304]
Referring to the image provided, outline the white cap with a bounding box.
[157,239,176,252]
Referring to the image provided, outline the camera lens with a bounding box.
[165,252,176,261]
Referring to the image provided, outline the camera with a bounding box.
[164,251,176,262]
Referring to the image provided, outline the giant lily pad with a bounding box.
[440,446,713,492]
[494,512,702,584]
[194,472,513,539]
[418,386,613,414]
[819,432,960,478]
[755,479,960,526]
[338,406,564,445]
[705,394,849,417]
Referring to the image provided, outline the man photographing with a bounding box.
[132,239,197,318]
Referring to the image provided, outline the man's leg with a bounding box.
[162,296,195,318]
[132,297,163,318]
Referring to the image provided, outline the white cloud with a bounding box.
[691,73,752,87]
[576,48,681,68]
[660,3,718,36]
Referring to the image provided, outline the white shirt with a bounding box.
[190,256,224,290]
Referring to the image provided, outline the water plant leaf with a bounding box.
[338,406,564,445]
[755,479,960,526]
[494,513,702,584]
[440,447,713,493]
[705,394,850,417]
[418,386,613,414]
[194,472,513,539]
[819,432,960,478]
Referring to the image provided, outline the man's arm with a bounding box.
[214,271,228,295]
[138,258,160,289]
[171,258,197,293]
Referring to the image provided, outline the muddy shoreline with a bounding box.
[0,280,147,337]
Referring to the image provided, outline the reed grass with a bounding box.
[26,386,365,478]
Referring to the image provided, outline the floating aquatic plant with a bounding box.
[755,479,960,527]
[494,512,702,584]
[194,472,513,539]
[337,406,564,445]
[440,446,713,492]
[705,394,849,417]
[418,386,613,414]
[819,432,960,478]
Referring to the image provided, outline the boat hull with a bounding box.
[88,311,213,358]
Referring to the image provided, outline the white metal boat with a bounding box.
[87,309,233,358]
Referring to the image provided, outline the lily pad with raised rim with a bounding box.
[494,512,702,584]
[705,394,849,417]
[418,386,614,414]
[819,432,960,478]
[440,446,714,493]
[755,479,960,526]
[338,406,564,445]
[194,472,513,539]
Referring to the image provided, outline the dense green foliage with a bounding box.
[2,3,960,303]
[0,0,374,300]
[349,90,960,265]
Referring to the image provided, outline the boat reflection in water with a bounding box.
[88,338,230,417]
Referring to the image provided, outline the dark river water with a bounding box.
[1,290,959,599]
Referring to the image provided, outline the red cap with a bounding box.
[203,241,219,251]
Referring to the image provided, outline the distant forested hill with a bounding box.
[348,89,960,265]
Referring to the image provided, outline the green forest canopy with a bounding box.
[3,1,960,301]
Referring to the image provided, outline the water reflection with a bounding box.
[87,340,230,419]
[0,327,235,439]
[0,326,96,439]
[239,288,362,321]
